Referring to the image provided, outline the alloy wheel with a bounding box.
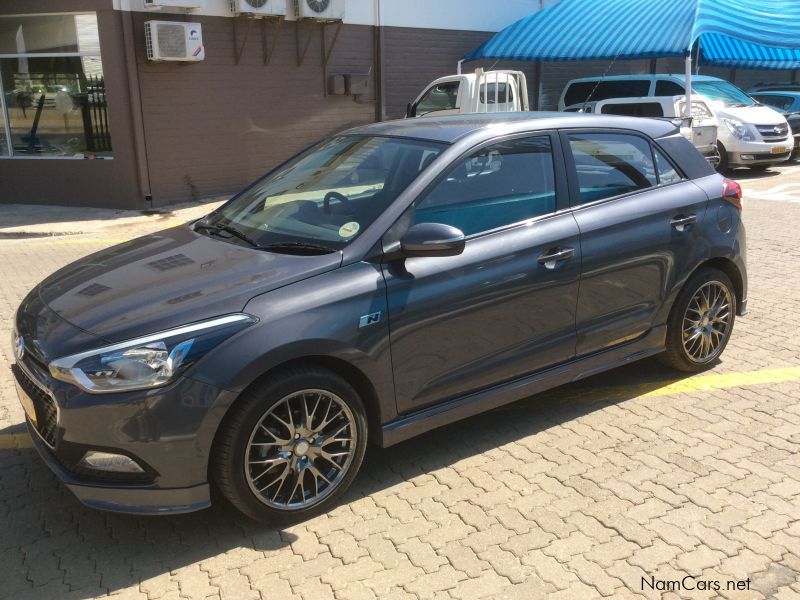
[681,280,733,363]
[244,389,357,510]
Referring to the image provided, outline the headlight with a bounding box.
[721,118,755,141]
[48,314,256,393]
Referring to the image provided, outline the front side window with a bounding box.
[202,136,445,251]
[563,80,650,107]
[0,13,111,158]
[655,80,686,96]
[568,133,657,205]
[413,136,556,236]
[415,82,460,116]
[600,102,665,117]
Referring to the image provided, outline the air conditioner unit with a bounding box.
[231,0,286,16]
[144,0,204,9]
[287,0,344,21]
[145,21,205,62]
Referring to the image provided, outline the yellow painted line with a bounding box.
[0,433,33,449]
[641,365,800,398]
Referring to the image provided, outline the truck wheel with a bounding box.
[660,268,736,373]
[212,367,368,523]
[715,142,730,173]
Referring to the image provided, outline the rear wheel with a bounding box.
[212,367,368,523]
[660,268,736,372]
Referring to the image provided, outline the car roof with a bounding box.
[751,90,800,97]
[342,112,678,144]
[566,74,722,84]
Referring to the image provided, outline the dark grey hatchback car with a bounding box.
[12,113,746,521]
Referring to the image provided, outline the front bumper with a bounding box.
[726,138,794,166]
[12,357,230,515]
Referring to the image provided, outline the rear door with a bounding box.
[561,129,709,356]
[383,133,581,413]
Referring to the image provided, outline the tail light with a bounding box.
[722,178,742,212]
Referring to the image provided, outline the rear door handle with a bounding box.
[670,214,697,231]
[538,247,575,269]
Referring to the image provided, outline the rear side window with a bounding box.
[600,102,665,117]
[567,133,657,205]
[415,136,556,236]
[478,82,514,104]
[563,79,650,106]
[416,82,460,116]
[655,80,686,96]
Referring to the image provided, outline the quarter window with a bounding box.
[415,82,460,117]
[0,13,111,158]
[567,133,657,205]
[654,148,682,185]
[414,136,556,236]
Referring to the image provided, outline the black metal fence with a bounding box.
[80,75,112,154]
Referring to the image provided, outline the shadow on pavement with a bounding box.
[0,356,698,598]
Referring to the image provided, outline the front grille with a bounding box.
[756,123,790,142]
[13,364,58,447]
[750,151,792,160]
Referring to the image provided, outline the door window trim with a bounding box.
[559,128,688,211]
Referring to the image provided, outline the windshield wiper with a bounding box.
[194,222,262,248]
[257,242,338,255]
[194,223,337,255]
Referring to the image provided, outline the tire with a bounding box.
[211,366,368,523]
[660,268,737,373]
[715,142,730,174]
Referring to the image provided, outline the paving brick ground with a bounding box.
[1,164,799,599]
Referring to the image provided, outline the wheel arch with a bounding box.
[693,256,744,309]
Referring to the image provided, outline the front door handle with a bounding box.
[538,247,575,269]
[670,214,697,231]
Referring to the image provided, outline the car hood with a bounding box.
[714,104,787,125]
[36,226,342,344]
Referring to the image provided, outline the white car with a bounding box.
[560,74,791,171]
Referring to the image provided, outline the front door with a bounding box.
[382,134,582,413]
[562,130,710,355]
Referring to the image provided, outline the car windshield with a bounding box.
[198,135,445,253]
[692,81,755,107]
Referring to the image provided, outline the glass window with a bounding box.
[600,102,665,117]
[753,94,794,111]
[654,148,681,185]
[692,80,755,107]
[563,79,650,107]
[0,14,110,158]
[478,82,514,105]
[203,136,445,251]
[415,82,460,116]
[414,136,556,236]
[568,133,657,204]
[655,80,686,96]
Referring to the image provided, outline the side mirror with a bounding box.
[406,102,415,118]
[399,223,465,257]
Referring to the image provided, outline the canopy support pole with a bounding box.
[684,53,692,118]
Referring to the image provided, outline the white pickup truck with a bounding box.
[408,69,719,166]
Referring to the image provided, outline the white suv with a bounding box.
[560,75,792,171]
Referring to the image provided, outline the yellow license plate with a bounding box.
[15,380,37,426]
[772,146,787,154]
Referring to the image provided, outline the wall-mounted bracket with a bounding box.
[232,16,254,65]
[261,17,283,65]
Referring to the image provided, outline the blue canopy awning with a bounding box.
[465,0,800,69]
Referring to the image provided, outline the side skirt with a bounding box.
[380,325,666,447]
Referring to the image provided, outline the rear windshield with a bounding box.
[563,80,650,107]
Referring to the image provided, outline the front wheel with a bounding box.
[212,367,368,523]
[660,268,737,372]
